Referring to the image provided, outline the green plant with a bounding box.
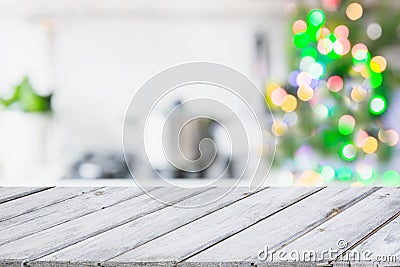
[0,76,52,112]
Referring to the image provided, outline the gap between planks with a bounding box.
[0,187,52,205]
[32,187,269,266]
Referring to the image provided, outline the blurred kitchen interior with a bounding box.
[0,0,399,186]
[0,0,286,185]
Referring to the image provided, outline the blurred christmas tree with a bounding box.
[266,0,400,185]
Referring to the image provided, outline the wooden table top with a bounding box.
[0,187,399,267]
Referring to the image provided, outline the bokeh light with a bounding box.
[316,27,330,41]
[351,86,367,102]
[310,79,320,89]
[378,129,399,147]
[354,130,369,148]
[367,23,382,40]
[281,94,298,112]
[356,163,374,181]
[297,170,323,186]
[293,20,307,34]
[302,47,318,59]
[338,115,355,135]
[296,71,312,86]
[294,31,309,48]
[337,166,353,181]
[369,95,387,115]
[352,43,369,62]
[271,120,288,136]
[289,71,300,87]
[333,38,350,56]
[271,87,287,106]
[297,84,314,101]
[334,25,349,39]
[346,3,363,21]
[318,36,334,55]
[308,62,325,79]
[369,72,383,88]
[370,56,387,73]
[308,9,326,27]
[327,75,343,92]
[383,170,400,186]
[362,136,378,154]
[313,104,329,120]
[322,0,341,12]
[320,165,335,182]
[283,111,298,125]
[340,143,358,161]
[300,56,315,71]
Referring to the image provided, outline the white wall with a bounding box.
[0,0,288,160]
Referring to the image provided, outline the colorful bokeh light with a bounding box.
[370,56,387,73]
[293,20,307,34]
[340,143,358,161]
[313,104,329,120]
[351,86,367,102]
[334,25,349,39]
[271,87,287,106]
[308,9,326,27]
[272,120,288,137]
[297,84,314,101]
[369,95,387,115]
[383,170,400,186]
[320,165,335,182]
[378,129,399,147]
[327,75,343,92]
[338,115,355,135]
[346,2,363,21]
[296,71,312,86]
[337,167,353,181]
[362,136,378,154]
[369,72,383,88]
[281,94,298,112]
[294,32,309,48]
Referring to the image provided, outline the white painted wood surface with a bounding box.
[0,187,146,245]
[0,187,50,204]
[0,187,398,267]
[0,187,99,222]
[188,187,377,263]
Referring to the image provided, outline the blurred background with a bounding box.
[0,0,399,186]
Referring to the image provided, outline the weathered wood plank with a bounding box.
[335,213,400,267]
[186,187,377,264]
[279,188,400,264]
[33,187,266,265]
[0,186,209,264]
[0,187,51,205]
[0,187,148,245]
[106,187,323,265]
[0,187,101,222]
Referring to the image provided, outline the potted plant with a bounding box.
[0,76,53,181]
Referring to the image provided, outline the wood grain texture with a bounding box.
[0,187,100,222]
[107,187,322,265]
[0,186,208,263]
[34,187,264,265]
[0,187,50,205]
[0,187,147,245]
[281,188,400,264]
[186,187,377,264]
[337,212,400,266]
[0,187,398,267]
